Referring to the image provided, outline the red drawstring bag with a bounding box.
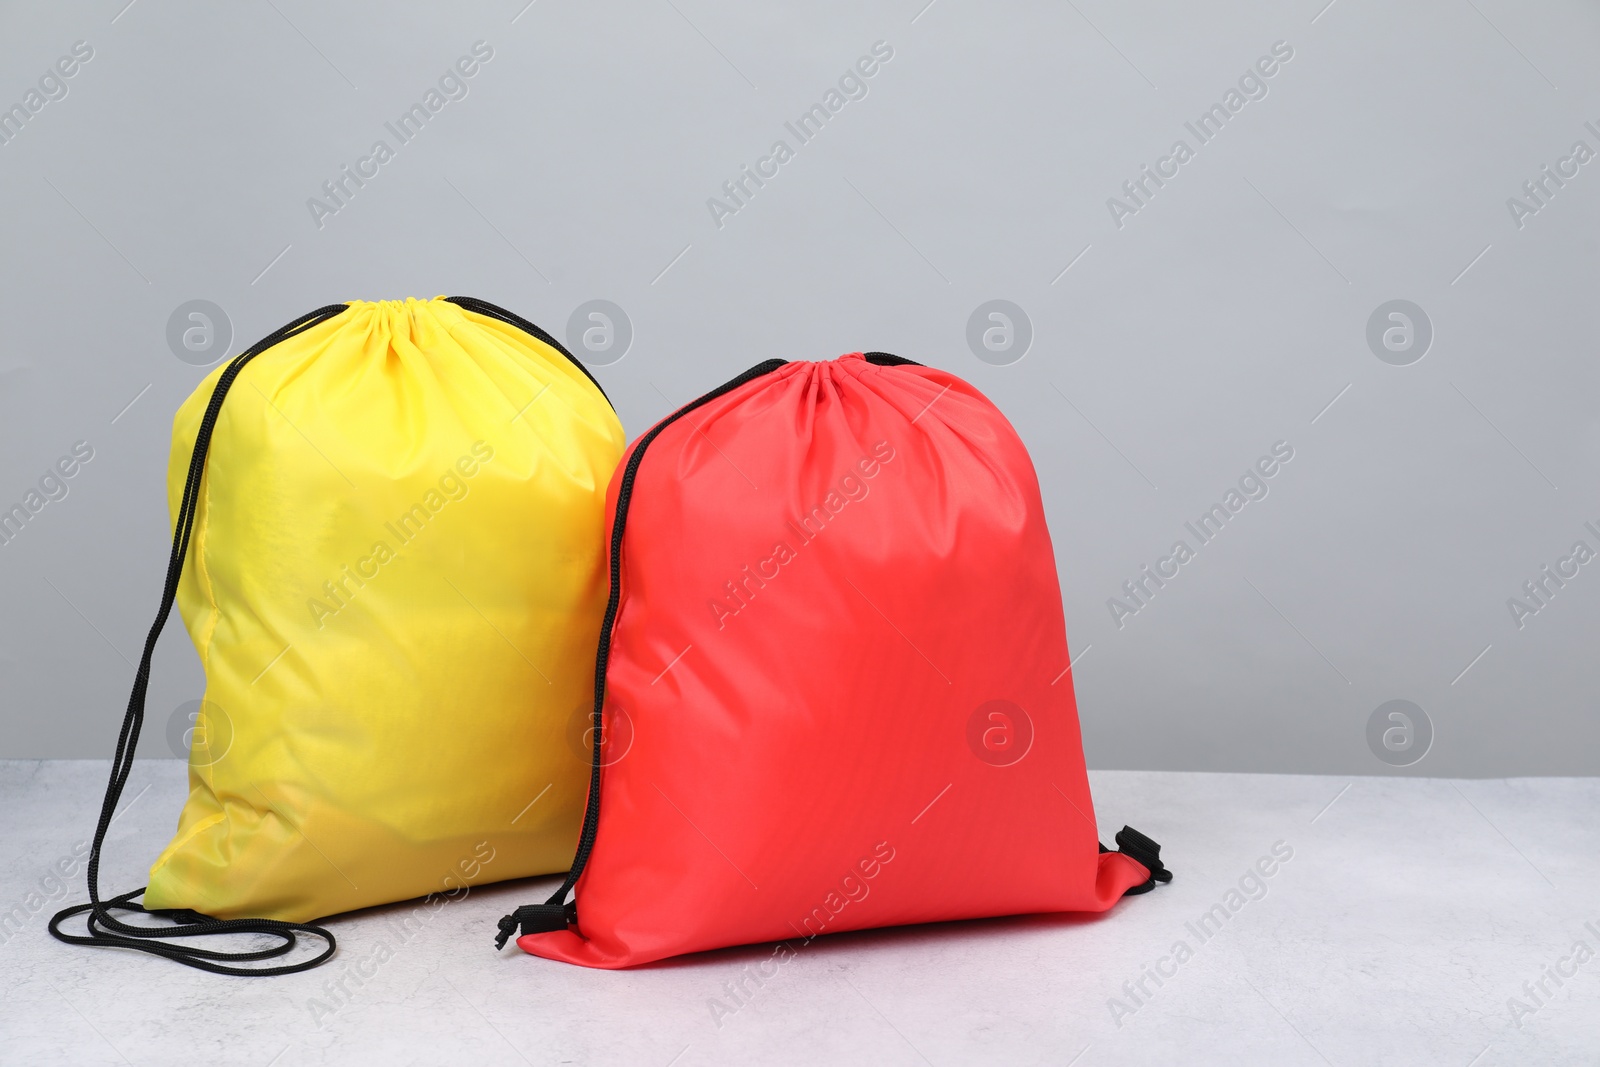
[497,353,1170,968]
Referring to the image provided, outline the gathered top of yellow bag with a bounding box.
[139,296,625,925]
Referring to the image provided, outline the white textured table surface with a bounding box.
[2,761,1597,1066]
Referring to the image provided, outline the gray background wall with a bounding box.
[2,0,1597,775]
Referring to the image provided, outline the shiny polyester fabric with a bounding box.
[519,353,1149,968]
[143,298,624,922]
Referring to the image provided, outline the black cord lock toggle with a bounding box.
[494,901,575,949]
[1114,825,1173,896]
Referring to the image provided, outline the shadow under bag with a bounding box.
[53,297,623,974]
[498,352,1171,968]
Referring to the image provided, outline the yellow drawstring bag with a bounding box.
[50,297,623,974]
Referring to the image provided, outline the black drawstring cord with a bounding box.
[49,303,350,976]
[494,357,790,950]
[442,296,614,409]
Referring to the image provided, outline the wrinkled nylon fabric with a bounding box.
[144,297,624,922]
[519,354,1149,968]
